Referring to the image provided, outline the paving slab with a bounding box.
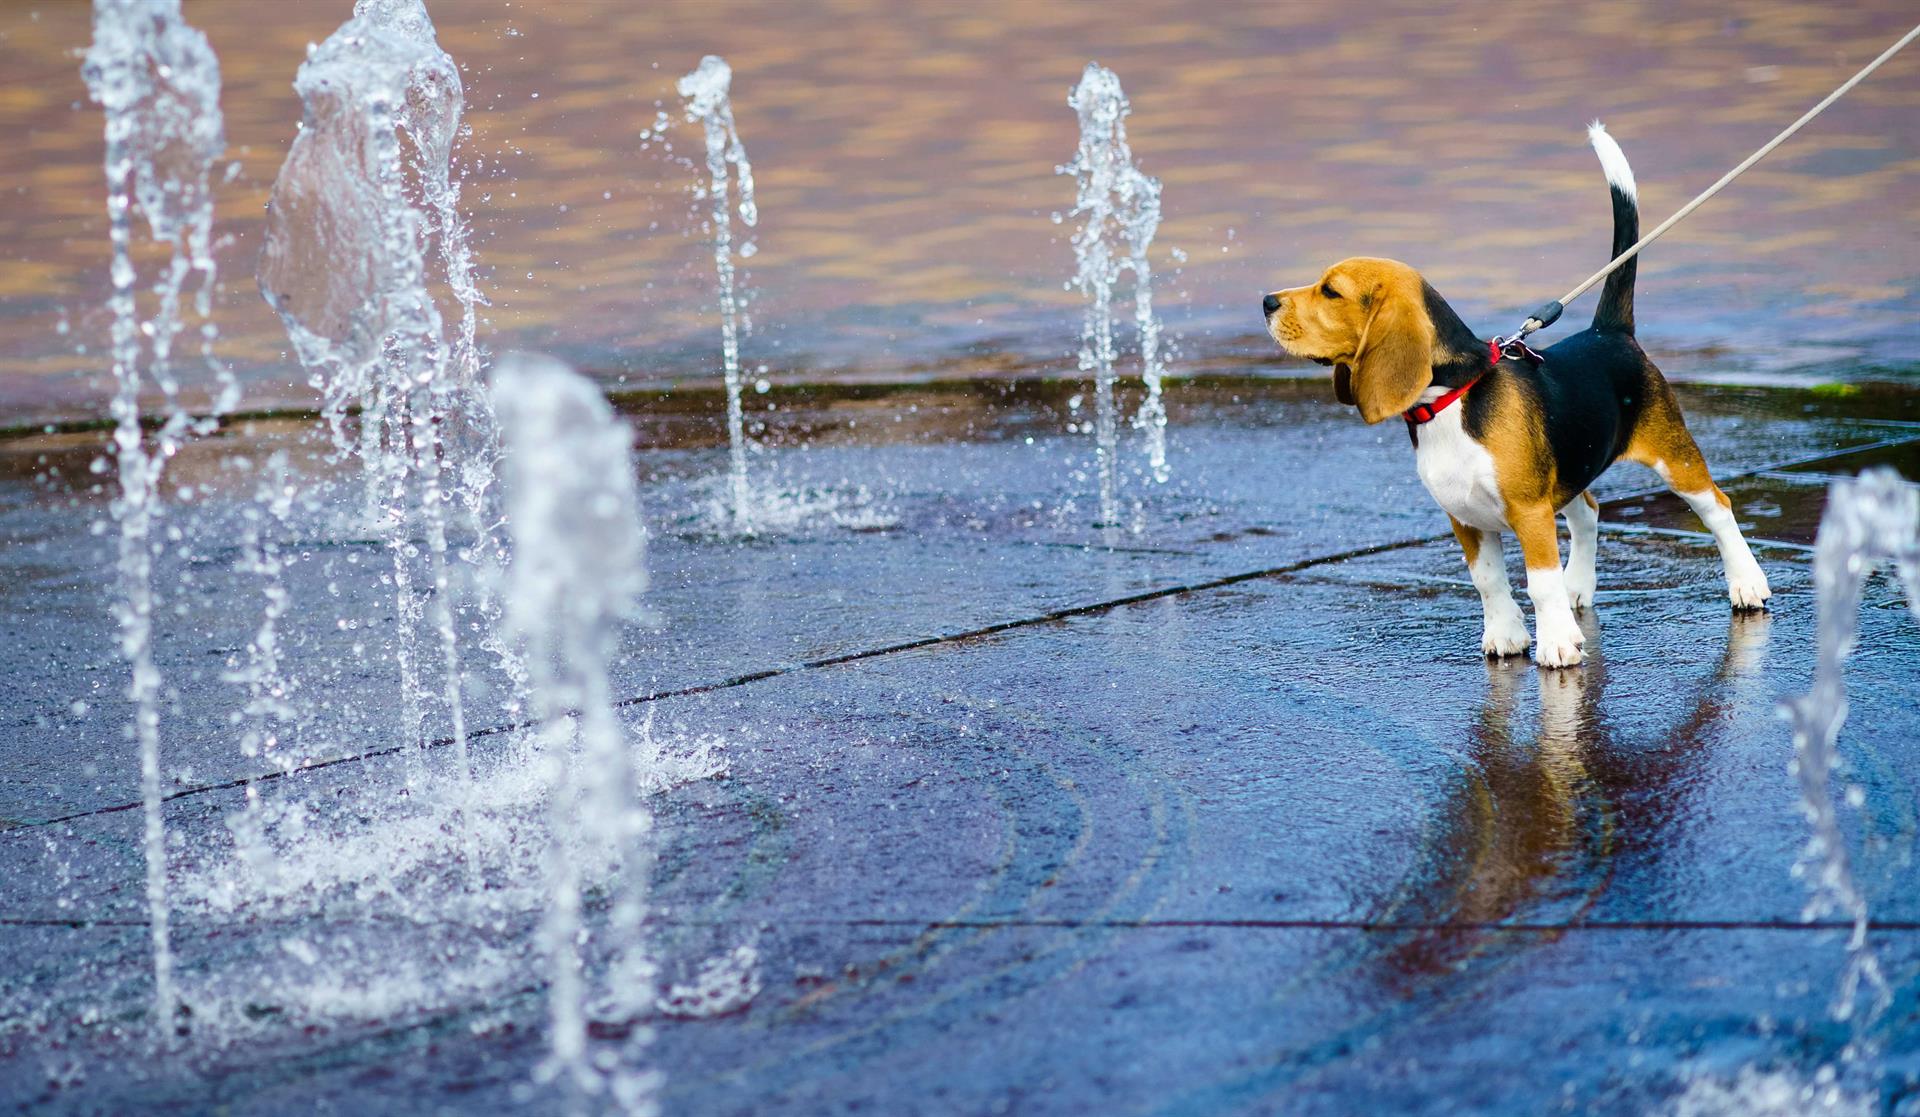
[0,381,1917,1114]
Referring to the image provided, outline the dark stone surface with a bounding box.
[0,381,1916,1115]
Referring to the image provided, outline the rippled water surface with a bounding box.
[1,0,1917,422]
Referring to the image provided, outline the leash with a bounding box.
[1492,20,1920,357]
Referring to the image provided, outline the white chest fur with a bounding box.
[1413,405,1509,532]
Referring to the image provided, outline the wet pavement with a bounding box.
[1,380,1918,1114]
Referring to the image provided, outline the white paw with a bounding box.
[1728,564,1771,611]
[1564,567,1596,611]
[1533,612,1586,667]
[1482,610,1530,658]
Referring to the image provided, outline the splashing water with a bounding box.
[1665,1067,1873,1117]
[82,0,231,1040]
[1127,194,1169,485]
[258,0,458,444]
[403,0,509,705]
[42,2,760,1082]
[679,55,760,532]
[1783,468,1920,1029]
[1059,62,1170,529]
[222,451,299,876]
[494,353,662,1113]
[257,0,485,796]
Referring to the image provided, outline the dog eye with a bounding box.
[1321,283,1341,299]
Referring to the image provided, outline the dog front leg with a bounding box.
[1512,504,1585,667]
[1450,516,1529,657]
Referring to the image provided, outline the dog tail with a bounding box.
[1586,122,1639,334]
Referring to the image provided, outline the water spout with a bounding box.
[494,353,661,1112]
[1784,467,1920,1029]
[257,0,485,799]
[82,0,231,1040]
[223,451,298,878]
[679,54,760,532]
[1060,62,1170,529]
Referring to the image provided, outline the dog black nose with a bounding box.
[1262,293,1282,317]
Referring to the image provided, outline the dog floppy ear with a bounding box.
[1349,283,1434,424]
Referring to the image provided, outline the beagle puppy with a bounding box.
[1262,124,1769,667]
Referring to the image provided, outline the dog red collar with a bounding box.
[1404,375,1481,426]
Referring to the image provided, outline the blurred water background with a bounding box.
[2,0,1916,426]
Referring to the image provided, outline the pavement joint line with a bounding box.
[5,914,1919,934]
[1831,417,1920,432]
[9,532,1452,832]
[1034,540,1204,557]
[13,433,1916,833]
[1598,523,1816,554]
[1742,431,1920,471]
[838,917,1920,933]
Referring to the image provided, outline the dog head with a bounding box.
[1263,257,1437,424]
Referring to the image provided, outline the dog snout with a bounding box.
[1262,292,1283,318]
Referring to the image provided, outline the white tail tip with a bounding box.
[1587,121,1637,199]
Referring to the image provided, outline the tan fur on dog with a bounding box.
[1266,257,1435,424]
[1262,125,1772,663]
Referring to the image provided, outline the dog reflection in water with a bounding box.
[1378,610,1771,983]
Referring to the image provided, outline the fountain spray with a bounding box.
[223,452,297,877]
[1784,467,1919,1032]
[495,353,661,1114]
[82,0,233,1040]
[1060,62,1171,528]
[258,0,485,795]
[679,55,760,532]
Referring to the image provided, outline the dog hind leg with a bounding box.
[1625,394,1771,610]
